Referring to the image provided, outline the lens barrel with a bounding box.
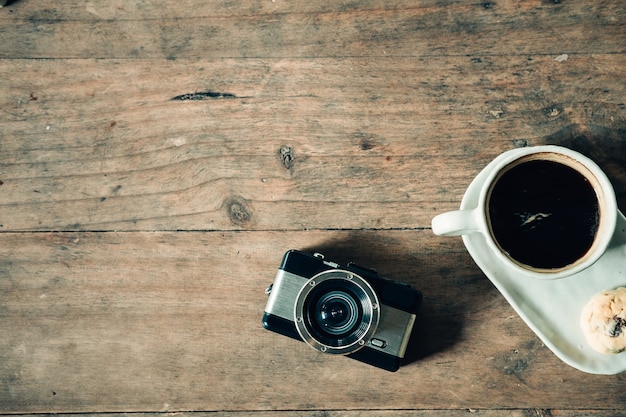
[294,270,380,355]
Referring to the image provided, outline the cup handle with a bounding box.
[431,209,481,236]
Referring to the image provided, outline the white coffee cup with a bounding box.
[431,145,618,280]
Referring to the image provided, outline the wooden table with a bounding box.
[1,0,625,415]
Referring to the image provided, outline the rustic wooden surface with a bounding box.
[1,0,625,415]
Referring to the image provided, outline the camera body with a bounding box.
[262,250,422,371]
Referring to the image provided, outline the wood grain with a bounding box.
[5,412,626,417]
[1,231,625,413]
[1,55,624,231]
[0,0,625,414]
[0,1,623,59]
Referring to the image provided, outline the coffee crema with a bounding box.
[487,157,600,270]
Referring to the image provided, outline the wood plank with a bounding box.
[0,0,623,24]
[1,56,624,231]
[1,231,624,413]
[0,0,624,59]
[4,412,625,417]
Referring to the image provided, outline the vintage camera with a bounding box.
[262,250,422,371]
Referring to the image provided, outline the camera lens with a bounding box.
[317,291,358,334]
[294,270,380,355]
[314,290,360,336]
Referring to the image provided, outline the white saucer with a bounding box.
[459,149,626,375]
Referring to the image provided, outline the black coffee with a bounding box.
[488,158,600,269]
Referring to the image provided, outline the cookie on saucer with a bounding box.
[580,287,626,354]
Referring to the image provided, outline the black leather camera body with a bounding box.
[262,250,422,371]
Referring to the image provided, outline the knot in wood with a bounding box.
[226,196,252,226]
[543,105,562,118]
[279,146,295,169]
